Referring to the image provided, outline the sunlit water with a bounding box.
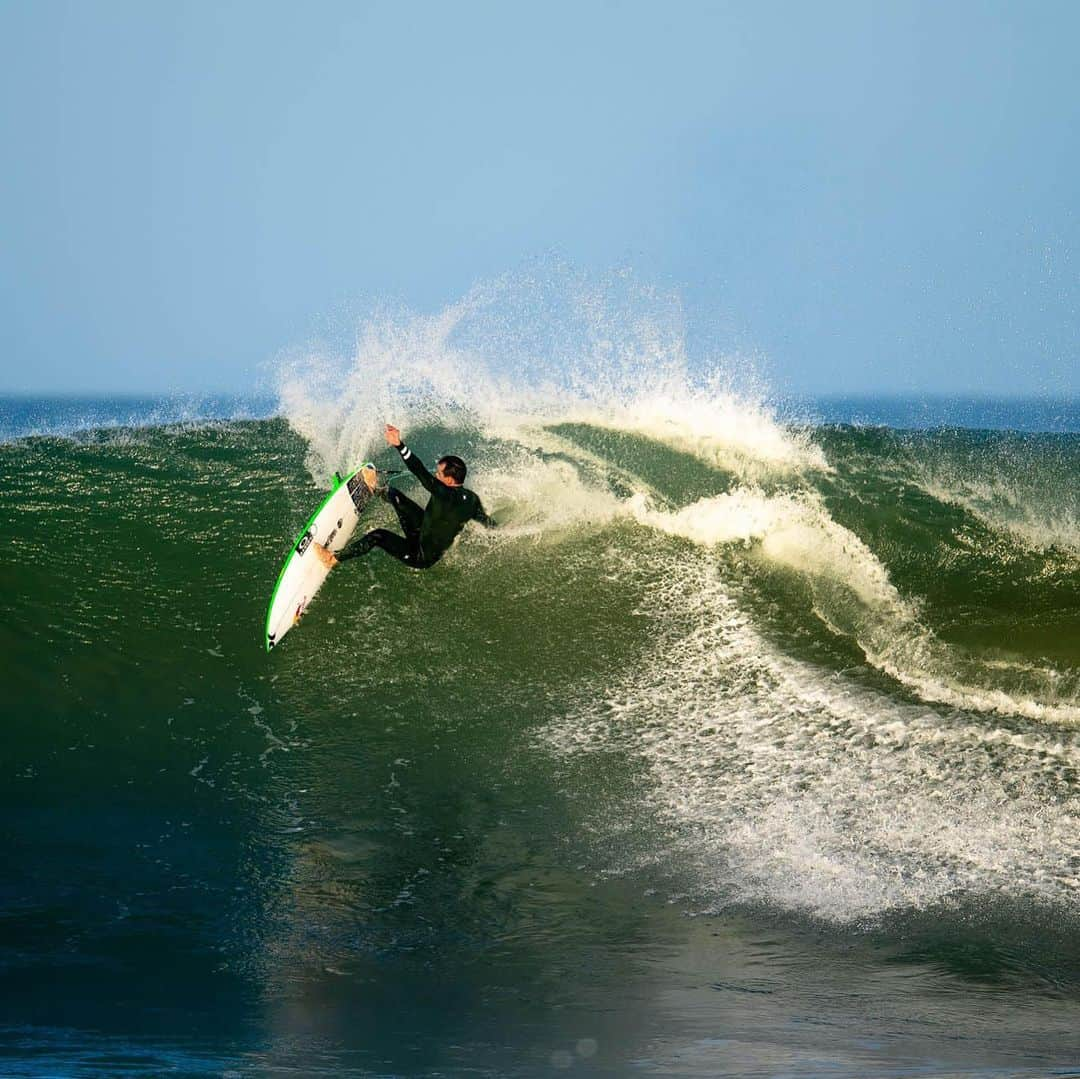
[3,281,1078,1076]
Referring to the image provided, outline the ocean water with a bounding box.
[3,292,1079,1076]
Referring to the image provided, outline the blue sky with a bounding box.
[1,0,1077,396]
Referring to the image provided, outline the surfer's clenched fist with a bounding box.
[385,424,402,447]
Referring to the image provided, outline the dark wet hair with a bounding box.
[438,455,467,484]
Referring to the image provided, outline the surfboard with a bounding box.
[265,464,377,651]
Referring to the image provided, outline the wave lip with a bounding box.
[578,386,829,479]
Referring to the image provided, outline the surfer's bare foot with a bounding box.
[313,543,338,568]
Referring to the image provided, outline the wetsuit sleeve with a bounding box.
[474,498,496,528]
[396,442,437,494]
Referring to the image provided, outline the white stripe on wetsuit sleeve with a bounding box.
[399,445,412,460]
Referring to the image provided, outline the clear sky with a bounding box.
[1,0,1077,396]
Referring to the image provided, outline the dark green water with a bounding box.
[2,402,1079,1077]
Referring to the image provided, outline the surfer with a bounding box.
[314,425,494,570]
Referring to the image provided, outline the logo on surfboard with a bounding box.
[347,467,377,510]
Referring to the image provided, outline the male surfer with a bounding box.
[314,424,494,570]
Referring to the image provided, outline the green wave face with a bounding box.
[3,410,1080,1071]
[5,416,1077,818]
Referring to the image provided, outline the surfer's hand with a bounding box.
[385,424,402,447]
[314,544,338,568]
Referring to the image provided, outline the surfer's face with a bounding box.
[435,461,460,487]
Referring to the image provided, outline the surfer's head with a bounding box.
[436,455,467,486]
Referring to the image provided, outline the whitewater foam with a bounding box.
[580,384,828,478]
[631,488,1080,724]
[544,552,1080,922]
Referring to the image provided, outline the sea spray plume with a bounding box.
[274,266,816,484]
[277,297,486,482]
[0,395,274,444]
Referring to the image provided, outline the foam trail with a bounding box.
[545,553,1080,921]
[635,489,1080,723]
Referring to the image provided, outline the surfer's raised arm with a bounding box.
[385,424,438,493]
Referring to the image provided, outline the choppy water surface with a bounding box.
[3,290,1079,1076]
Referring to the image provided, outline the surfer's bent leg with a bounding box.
[387,487,424,539]
[336,528,425,567]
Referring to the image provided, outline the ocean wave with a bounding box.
[6,377,1077,931]
[651,491,1076,722]
[544,552,1080,921]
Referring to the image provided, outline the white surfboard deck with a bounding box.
[265,465,377,651]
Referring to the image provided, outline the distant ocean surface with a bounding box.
[788,393,1080,433]
[0,393,278,442]
[2,392,1078,441]
[3,386,1079,1076]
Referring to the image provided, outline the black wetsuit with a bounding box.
[337,443,494,568]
